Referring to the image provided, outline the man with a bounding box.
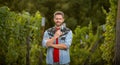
[42,11,72,65]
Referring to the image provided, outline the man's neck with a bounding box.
[55,25,61,29]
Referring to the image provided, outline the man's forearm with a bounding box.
[51,44,67,49]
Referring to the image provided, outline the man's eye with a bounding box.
[56,18,62,20]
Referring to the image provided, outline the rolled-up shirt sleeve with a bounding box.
[42,31,49,48]
[64,30,73,49]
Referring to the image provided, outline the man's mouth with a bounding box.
[56,21,60,23]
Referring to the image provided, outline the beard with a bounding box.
[55,22,63,27]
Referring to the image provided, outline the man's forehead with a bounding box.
[54,15,63,18]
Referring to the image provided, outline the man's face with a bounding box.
[54,14,64,27]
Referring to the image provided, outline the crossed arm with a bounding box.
[46,36,67,49]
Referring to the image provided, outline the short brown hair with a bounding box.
[54,11,64,18]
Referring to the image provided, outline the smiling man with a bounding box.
[42,11,72,65]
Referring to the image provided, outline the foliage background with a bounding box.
[0,0,117,65]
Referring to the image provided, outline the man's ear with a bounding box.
[63,18,65,22]
[53,18,55,22]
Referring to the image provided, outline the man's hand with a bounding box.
[54,30,62,39]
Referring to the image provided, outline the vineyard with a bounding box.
[0,0,117,65]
